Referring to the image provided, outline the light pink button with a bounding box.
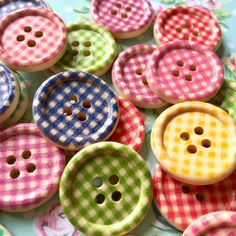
[153,165,236,231]
[0,8,68,72]
[147,40,224,104]
[0,123,66,212]
[91,0,154,39]
[112,44,168,109]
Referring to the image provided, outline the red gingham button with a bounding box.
[0,123,66,212]
[154,6,221,51]
[153,165,236,231]
[0,8,68,72]
[147,41,224,104]
[112,44,168,109]
[91,0,154,39]
[108,96,145,151]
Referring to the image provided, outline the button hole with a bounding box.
[24,26,32,32]
[82,100,91,109]
[192,31,199,37]
[63,107,73,116]
[176,27,182,33]
[27,40,36,48]
[177,60,184,67]
[187,145,197,154]
[201,139,211,148]
[69,95,78,104]
[26,163,36,173]
[71,41,80,47]
[172,70,179,77]
[78,112,87,121]
[189,65,197,71]
[83,51,91,57]
[196,193,205,201]
[109,175,119,185]
[121,13,128,18]
[135,69,142,76]
[183,35,189,40]
[71,50,79,57]
[181,185,190,194]
[185,23,192,29]
[22,150,31,159]
[112,191,122,201]
[16,35,25,42]
[111,10,117,15]
[180,132,190,141]
[6,155,16,165]
[185,74,192,81]
[35,31,43,38]
[142,78,148,85]
[95,194,105,204]
[92,177,103,187]
[194,127,204,135]
[10,169,20,179]
[83,41,91,47]
[125,6,132,11]
[115,3,122,8]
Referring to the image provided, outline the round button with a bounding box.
[60,142,152,235]
[0,8,68,72]
[151,101,236,185]
[154,6,221,51]
[0,123,66,212]
[91,0,154,39]
[210,79,236,121]
[0,63,20,124]
[147,41,224,103]
[183,211,236,235]
[0,72,29,130]
[153,165,236,231]
[50,22,117,77]
[33,71,119,151]
[112,44,168,109]
[108,96,145,151]
[0,224,11,236]
[0,0,50,20]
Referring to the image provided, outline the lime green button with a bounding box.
[60,142,152,236]
[50,22,117,77]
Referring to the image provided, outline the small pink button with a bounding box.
[0,123,66,212]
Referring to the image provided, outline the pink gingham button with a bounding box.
[0,8,68,72]
[0,123,66,212]
[147,40,224,104]
[112,44,168,109]
[91,0,154,39]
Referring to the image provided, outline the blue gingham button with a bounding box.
[0,0,50,19]
[0,63,20,123]
[33,71,119,150]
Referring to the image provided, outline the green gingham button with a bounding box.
[0,72,29,130]
[50,22,117,77]
[0,224,11,236]
[210,79,236,121]
[59,142,152,236]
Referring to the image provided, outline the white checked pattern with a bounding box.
[0,123,66,212]
[147,41,224,103]
[0,8,67,71]
[112,44,168,109]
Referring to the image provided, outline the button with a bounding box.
[108,96,145,151]
[60,142,152,235]
[0,72,29,130]
[153,165,236,231]
[0,224,11,236]
[0,63,20,124]
[0,0,50,20]
[183,211,236,235]
[154,6,221,51]
[0,8,68,72]
[0,123,66,211]
[112,44,168,109]
[210,79,236,121]
[151,101,236,185]
[33,71,119,151]
[147,41,224,103]
[50,22,117,77]
[91,0,154,39]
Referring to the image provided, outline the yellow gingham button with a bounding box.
[151,101,236,185]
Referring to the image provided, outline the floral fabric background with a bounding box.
[0,0,236,235]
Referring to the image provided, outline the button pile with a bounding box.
[0,0,235,235]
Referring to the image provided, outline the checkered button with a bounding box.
[0,123,66,212]
[50,22,117,77]
[60,142,152,236]
[0,63,20,124]
[91,0,154,39]
[0,8,68,72]
[0,0,50,20]
[108,96,145,151]
[154,6,221,51]
[112,44,168,109]
[33,71,119,151]
[0,224,11,236]
[151,101,236,185]
[153,165,236,231]
[147,41,224,104]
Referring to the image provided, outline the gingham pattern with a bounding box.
[154,6,221,51]
[60,142,152,236]
[0,0,49,19]
[112,44,168,109]
[50,22,117,76]
[147,41,224,104]
[108,96,145,151]
[33,71,119,151]
[0,72,29,130]
[0,63,19,120]
[0,8,67,71]
[210,79,236,122]
[0,123,66,212]
[183,211,236,235]
[0,224,11,236]
[153,165,236,231]
[151,101,236,185]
